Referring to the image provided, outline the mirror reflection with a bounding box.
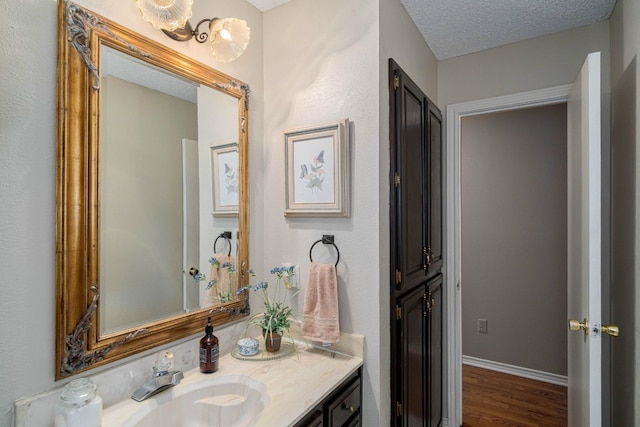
[98,46,241,334]
[55,1,250,378]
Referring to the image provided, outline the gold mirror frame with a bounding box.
[55,1,250,379]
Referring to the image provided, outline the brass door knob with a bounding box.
[601,324,620,337]
[569,319,589,336]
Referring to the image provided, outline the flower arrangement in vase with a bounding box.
[238,265,299,352]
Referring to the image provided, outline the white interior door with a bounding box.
[567,52,602,427]
[182,138,200,311]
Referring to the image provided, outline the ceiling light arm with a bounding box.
[162,18,220,43]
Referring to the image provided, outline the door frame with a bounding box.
[444,84,572,426]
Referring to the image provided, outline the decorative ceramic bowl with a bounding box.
[237,338,259,356]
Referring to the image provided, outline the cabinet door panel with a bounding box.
[427,104,443,277]
[328,379,360,426]
[301,411,323,427]
[427,275,443,427]
[345,415,361,427]
[399,82,428,291]
[398,285,427,425]
[390,60,428,293]
[294,369,361,427]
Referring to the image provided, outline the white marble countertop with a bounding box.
[101,333,364,426]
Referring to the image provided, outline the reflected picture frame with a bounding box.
[284,119,350,217]
[210,142,239,216]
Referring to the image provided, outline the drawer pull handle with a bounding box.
[341,403,356,413]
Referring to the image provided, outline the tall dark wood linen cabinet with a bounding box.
[389,59,444,427]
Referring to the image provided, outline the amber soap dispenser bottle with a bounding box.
[199,317,219,373]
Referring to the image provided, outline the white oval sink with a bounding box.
[111,375,270,427]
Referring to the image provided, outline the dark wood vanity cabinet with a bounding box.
[389,58,444,427]
[299,411,324,427]
[295,368,362,427]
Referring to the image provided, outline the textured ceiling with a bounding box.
[400,0,617,59]
[246,0,616,60]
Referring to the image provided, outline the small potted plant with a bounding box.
[238,265,299,352]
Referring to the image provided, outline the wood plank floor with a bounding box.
[462,364,567,427]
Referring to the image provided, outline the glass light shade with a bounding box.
[209,18,251,63]
[136,0,193,32]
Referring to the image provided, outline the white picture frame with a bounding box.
[284,119,350,217]
[210,142,239,216]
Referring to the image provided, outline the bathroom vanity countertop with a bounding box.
[101,333,364,426]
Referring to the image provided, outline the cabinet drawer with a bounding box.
[328,379,361,426]
[298,410,323,426]
[344,415,361,427]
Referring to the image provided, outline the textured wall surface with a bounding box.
[0,1,59,425]
[0,1,263,425]
[262,0,382,424]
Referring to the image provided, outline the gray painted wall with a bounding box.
[461,104,568,376]
[101,76,197,333]
[609,0,640,425]
[438,21,611,108]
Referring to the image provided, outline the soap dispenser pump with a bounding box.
[200,317,219,373]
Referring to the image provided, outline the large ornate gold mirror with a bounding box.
[55,1,250,379]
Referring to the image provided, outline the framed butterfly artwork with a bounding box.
[284,119,350,217]
[210,142,239,216]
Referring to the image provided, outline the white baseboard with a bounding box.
[462,355,568,387]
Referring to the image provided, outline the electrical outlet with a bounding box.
[293,265,301,288]
[282,263,301,288]
[478,319,488,333]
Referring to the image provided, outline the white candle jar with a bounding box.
[54,378,102,427]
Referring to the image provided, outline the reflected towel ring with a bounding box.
[309,235,340,267]
[213,231,232,256]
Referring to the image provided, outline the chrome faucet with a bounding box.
[131,351,184,402]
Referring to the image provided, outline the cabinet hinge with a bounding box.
[396,401,403,417]
[424,291,434,315]
[423,293,429,317]
[396,305,402,320]
[423,246,433,271]
[394,172,400,187]
[393,74,400,90]
[395,269,401,285]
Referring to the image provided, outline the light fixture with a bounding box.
[135,0,251,63]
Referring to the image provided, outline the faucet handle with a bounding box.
[153,351,174,376]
